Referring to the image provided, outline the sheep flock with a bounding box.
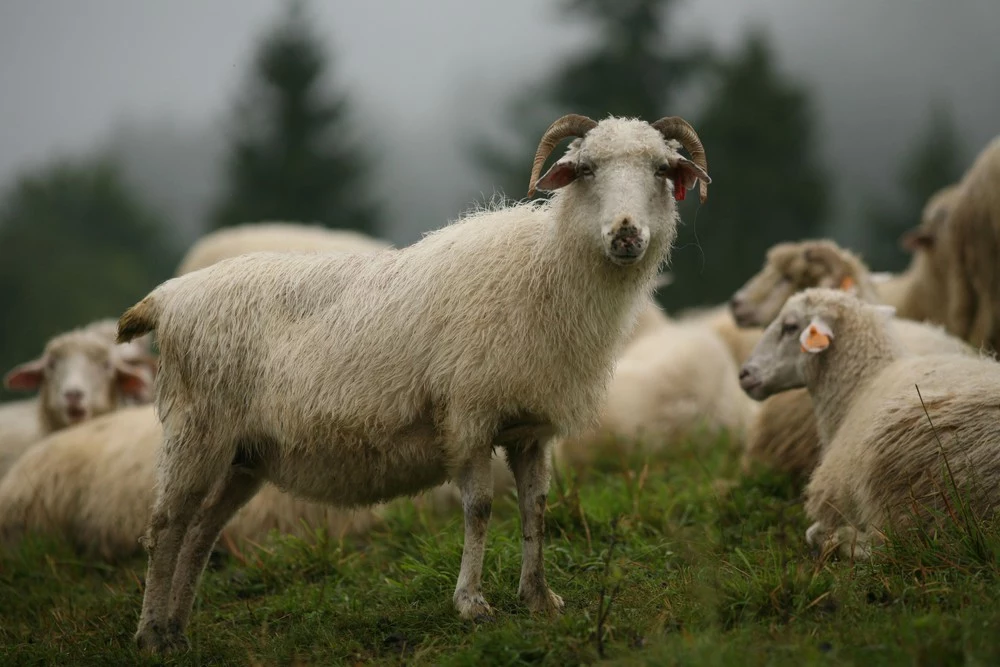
[2,114,999,657]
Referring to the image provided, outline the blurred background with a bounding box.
[1,0,998,399]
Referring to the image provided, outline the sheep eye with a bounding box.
[780,321,799,336]
[655,164,672,178]
[578,164,595,178]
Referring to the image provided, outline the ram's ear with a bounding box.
[799,317,833,354]
[534,159,579,193]
[675,157,710,190]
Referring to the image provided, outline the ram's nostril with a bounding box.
[738,368,750,380]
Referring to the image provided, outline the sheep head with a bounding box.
[3,329,153,429]
[738,288,895,401]
[730,240,871,328]
[526,114,710,267]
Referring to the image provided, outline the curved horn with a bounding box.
[527,114,598,197]
[652,116,710,203]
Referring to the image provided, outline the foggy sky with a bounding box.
[1,0,998,245]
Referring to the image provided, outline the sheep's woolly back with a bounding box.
[175,222,391,276]
[0,406,383,561]
[0,399,43,480]
[943,136,1000,352]
[555,316,757,468]
[806,351,1000,557]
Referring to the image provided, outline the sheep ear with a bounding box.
[676,157,710,189]
[871,304,896,320]
[115,362,153,401]
[4,358,46,391]
[839,275,857,294]
[900,228,934,252]
[799,317,833,354]
[534,159,578,193]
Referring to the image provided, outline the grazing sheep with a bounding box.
[116,113,711,654]
[0,406,382,562]
[730,239,974,479]
[739,288,1000,558]
[555,299,756,468]
[175,222,391,276]
[943,136,1000,352]
[878,184,963,323]
[0,326,154,479]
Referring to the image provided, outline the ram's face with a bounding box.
[533,119,710,267]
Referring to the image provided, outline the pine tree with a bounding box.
[471,0,708,203]
[0,156,176,400]
[662,31,830,311]
[209,0,381,234]
[861,103,965,272]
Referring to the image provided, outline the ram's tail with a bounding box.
[117,295,160,343]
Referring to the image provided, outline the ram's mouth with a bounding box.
[65,406,87,423]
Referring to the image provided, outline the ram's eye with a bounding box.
[655,164,672,178]
[578,164,595,177]
[780,321,799,336]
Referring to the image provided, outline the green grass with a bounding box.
[2,433,999,666]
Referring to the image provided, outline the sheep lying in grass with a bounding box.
[175,222,391,276]
[0,406,381,561]
[943,136,1000,353]
[0,325,155,479]
[875,184,962,322]
[116,113,711,654]
[555,298,756,468]
[739,288,1000,559]
[730,239,974,479]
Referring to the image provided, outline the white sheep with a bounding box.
[0,405,382,561]
[943,135,1000,353]
[555,298,756,468]
[0,325,154,479]
[730,239,974,479]
[739,288,1000,558]
[115,113,710,654]
[175,222,392,276]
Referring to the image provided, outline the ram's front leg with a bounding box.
[506,439,563,616]
[453,452,495,620]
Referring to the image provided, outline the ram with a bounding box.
[116,113,711,654]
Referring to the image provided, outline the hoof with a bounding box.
[135,624,190,655]
[521,587,564,616]
[454,590,494,621]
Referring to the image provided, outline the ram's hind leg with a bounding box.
[166,467,264,639]
[505,439,563,616]
[134,429,230,654]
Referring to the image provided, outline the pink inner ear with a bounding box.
[534,161,578,193]
[4,363,45,391]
